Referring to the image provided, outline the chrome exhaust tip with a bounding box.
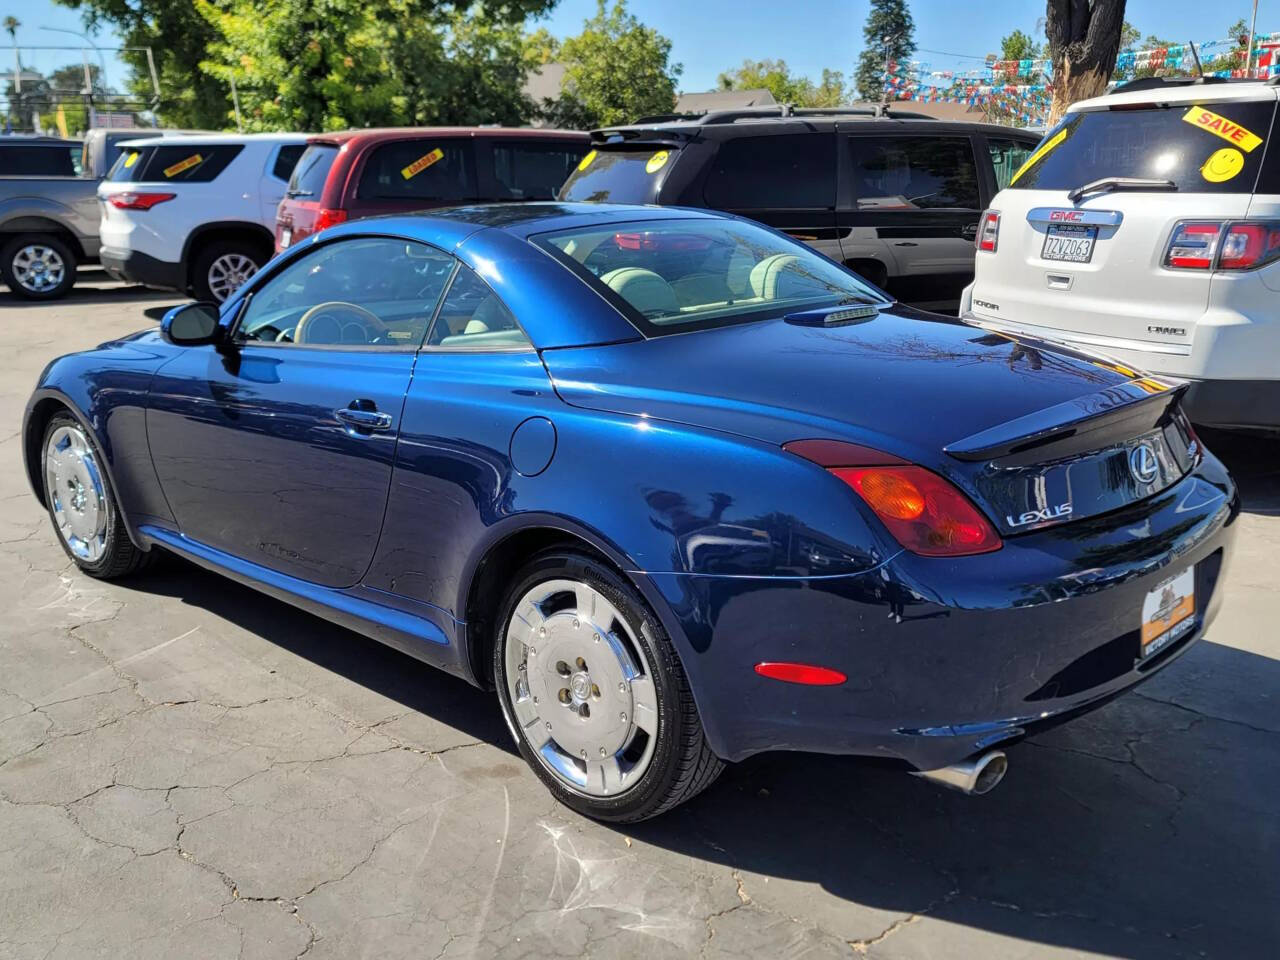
[910,750,1008,796]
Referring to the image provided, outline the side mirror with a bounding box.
[161,302,223,346]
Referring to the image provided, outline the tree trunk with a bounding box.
[1045,0,1127,125]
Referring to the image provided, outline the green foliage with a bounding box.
[716,59,849,108]
[1000,29,1041,62]
[855,0,915,101]
[549,1,681,128]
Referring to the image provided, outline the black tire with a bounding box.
[190,239,267,303]
[494,549,723,822]
[41,412,154,579]
[1,234,77,301]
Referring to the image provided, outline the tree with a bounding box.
[1045,0,1127,123]
[549,1,681,128]
[854,0,915,102]
[1119,21,1141,51]
[1001,29,1042,62]
[54,0,231,128]
[812,69,849,107]
[717,59,815,105]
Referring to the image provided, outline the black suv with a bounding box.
[559,106,1041,310]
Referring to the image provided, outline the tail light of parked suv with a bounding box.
[976,211,1000,252]
[1164,221,1280,271]
[783,439,1003,557]
[313,208,349,232]
[107,192,176,211]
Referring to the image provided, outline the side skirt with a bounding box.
[138,525,474,682]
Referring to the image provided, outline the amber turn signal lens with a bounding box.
[832,465,1002,558]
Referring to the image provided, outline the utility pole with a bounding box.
[229,73,244,133]
[880,32,899,109]
[1245,0,1260,76]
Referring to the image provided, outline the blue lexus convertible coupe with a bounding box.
[23,203,1238,821]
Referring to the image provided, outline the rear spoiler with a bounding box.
[945,378,1188,463]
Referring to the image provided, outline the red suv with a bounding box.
[275,127,590,251]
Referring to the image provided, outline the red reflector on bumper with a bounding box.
[754,662,847,686]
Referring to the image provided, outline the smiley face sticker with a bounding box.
[1201,147,1245,183]
[645,150,670,174]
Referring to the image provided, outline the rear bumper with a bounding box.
[646,454,1239,771]
[100,247,185,292]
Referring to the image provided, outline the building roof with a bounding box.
[674,88,778,114]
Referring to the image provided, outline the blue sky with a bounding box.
[5,0,1275,95]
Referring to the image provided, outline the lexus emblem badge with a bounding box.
[1129,442,1160,485]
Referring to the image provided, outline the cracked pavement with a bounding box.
[1,277,1277,959]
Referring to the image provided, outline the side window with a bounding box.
[848,136,980,210]
[426,265,530,350]
[490,141,589,200]
[989,138,1037,192]
[1258,110,1280,195]
[236,237,455,348]
[271,144,307,182]
[357,140,476,202]
[141,145,244,183]
[703,134,836,209]
[108,147,152,182]
[0,146,77,177]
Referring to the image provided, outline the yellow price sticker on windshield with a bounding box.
[1010,128,1067,186]
[645,150,670,174]
[401,148,444,180]
[123,152,139,169]
[1182,107,1263,152]
[577,149,597,171]
[163,154,203,178]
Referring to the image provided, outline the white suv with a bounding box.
[98,133,309,302]
[962,77,1280,432]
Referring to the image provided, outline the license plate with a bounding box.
[1140,567,1195,658]
[1042,224,1097,263]
[279,228,292,249]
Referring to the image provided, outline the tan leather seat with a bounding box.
[601,267,680,319]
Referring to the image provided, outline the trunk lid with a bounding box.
[969,93,1278,354]
[542,308,1196,534]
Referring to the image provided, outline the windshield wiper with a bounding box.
[1067,177,1177,203]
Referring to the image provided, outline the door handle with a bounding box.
[893,241,919,247]
[335,407,393,432]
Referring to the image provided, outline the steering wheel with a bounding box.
[293,301,388,345]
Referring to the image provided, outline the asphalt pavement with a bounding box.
[1,276,1276,959]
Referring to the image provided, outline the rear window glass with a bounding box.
[108,147,150,182]
[288,144,338,198]
[0,145,79,177]
[988,137,1037,191]
[1008,101,1277,193]
[849,136,980,210]
[490,141,588,200]
[532,217,885,337]
[110,145,243,183]
[558,147,675,203]
[357,140,476,202]
[272,143,306,182]
[704,134,835,209]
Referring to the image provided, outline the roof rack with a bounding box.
[1111,75,1266,94]
[688,104,937,124]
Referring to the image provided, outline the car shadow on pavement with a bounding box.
[104,431,1278,958]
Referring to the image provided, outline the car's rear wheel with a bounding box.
[1,235,77,300]
[192,240,265,303]
[42,413,153,579]
[494,549,723,822]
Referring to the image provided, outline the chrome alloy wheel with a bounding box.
[12,243,66,294]
[206,253,258,302]
[504,578,660,797]
[44,424,111,563]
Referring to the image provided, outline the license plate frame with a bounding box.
[1041,223,1098,264]
[1140,567,1196,659]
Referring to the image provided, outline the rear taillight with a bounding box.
[107,192,175,210]
[1164,221,1280,271]
[977,210,1000,252]
[314,208,348,232]
[783,439,1002,557]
